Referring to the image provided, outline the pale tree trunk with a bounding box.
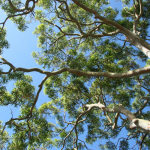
[84,102,150,132]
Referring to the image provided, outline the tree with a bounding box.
[0,0,150,149]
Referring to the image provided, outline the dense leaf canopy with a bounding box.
[0,0,150,149]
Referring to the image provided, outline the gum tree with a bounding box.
[0,0,150,149]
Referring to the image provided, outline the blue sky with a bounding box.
[0,1,143,149]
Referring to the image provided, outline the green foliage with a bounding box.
[1,0,150,149]
[0,27,9,53]
[36,0,53,10]
[119,139,129,150]
[100,141,116,150]
[11,16,28,32]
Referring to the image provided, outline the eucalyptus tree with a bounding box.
[0,0,150,149]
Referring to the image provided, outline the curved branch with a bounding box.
[85,103,135,121]
[15,66,150,78]
[0,68,12,75]
[85,102,150,132]
[0,55,15,70]
[8,0,36,12]
[0,0,36,32]
[1,55,150,78]
[8,0,26,12]
[72,0,150,58]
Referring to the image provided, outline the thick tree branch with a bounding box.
[8,0,36,12]
[8,0,26,12]
[1,55,150,78]
[84,102,150,132]
[85,103,135,121]
[14,66,150,78]
[56,0,120,38]
[72,0,150,58]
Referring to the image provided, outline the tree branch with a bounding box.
[61,107,92,150]
[72,0,150,58]
[84,102,150,132]
[1,55,150,78]
[8,0,36,12]
[14,66,150,78]
[133,0,143,35]
[140,133,147,150]
[57,0,85,35]
[112,113,120,130]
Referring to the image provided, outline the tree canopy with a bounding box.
[0,0,150,149]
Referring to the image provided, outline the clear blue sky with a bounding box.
[0,1,142,149]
